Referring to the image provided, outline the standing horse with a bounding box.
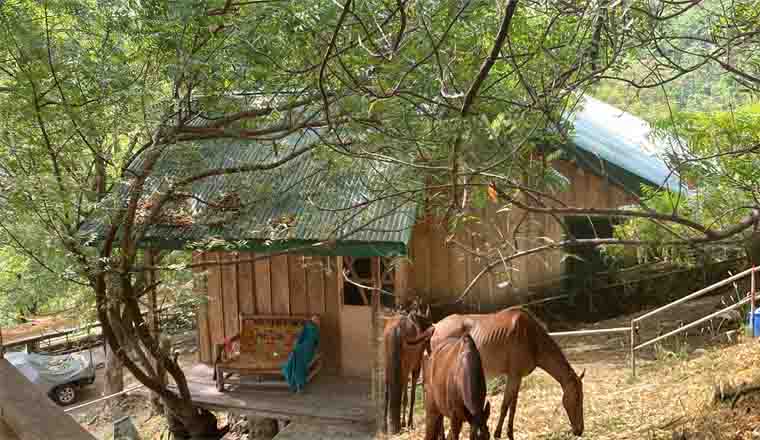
[430,307,585,440]
[423,333,491,440]
[384,303,433,434]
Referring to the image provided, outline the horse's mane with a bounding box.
[503,305,548,331]
[505,306,577,379]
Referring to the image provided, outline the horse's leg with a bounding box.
[494,375,521,440]
[401,374,410,428]
[424,408,442,440]
[448,418,462,440]
[408,366,421,429]
[384,380,389,433]
[505,376,522,440]
[401,375,408,427]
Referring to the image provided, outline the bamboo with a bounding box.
[635,294,752,351]
[752,266,756,338]
[632,266,755,323]
[548,327,631,337]
[63,384,144,413]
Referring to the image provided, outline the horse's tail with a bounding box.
[387,325,403,434]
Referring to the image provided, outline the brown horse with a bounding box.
[384,304,433,434]
[423,333,491,440]
[430,307,584,440]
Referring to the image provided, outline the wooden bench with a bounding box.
[213,314,322,392]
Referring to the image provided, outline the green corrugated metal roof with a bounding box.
[563,96,683,194]
[80,136,417,256]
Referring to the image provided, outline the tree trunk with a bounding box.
[104,341,125,418]
[104,341,125,395]
[165,401,225,439]
[246,416,279,440]
[745,231,760,267]
[145,249,166,416]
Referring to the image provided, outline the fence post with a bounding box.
[752,266,756,338]
[630,320,636,378]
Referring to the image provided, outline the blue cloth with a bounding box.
[281,322,320,392]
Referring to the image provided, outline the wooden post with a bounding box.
[630,321,636,378]
[371,257,385,437]
[145,249,166,414]
[394,258,411,307]
[752,266,756,338]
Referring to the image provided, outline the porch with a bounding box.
[182,363,374,428]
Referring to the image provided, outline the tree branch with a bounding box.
[460,0,519,115]
[319,0,352,129]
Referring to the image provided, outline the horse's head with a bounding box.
[562,369,585,436]
[469,400,491,440]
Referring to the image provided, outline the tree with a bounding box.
[1,0,759,437]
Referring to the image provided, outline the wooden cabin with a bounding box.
[83,96,680,433]
[408,96,682,308]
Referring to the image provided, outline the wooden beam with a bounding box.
[272,422,373,440]
[193,251,212,363]
[370,257,383,435]
[0,419,19,440]
[322,257,340,373]
[393,258,410,307]
[289,255,308,315]
[0,359,96,440]
[307,258,325,315]
[145,249,166,413]
[221,252,240,337]
[208,252,226,344]
[254,253,273,314]
[271,255,291,315]
[238,252,256,315]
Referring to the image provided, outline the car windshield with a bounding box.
[4,351,90,387]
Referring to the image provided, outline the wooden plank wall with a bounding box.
[195,253,341,372]
[409,160,635,308]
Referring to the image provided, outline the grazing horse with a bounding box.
[384,303,433,434]
[430,307,585,440]
[423,333,491,440]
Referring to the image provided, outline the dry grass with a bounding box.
[394,337,760,440]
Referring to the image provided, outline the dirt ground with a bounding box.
[65,292,758,440]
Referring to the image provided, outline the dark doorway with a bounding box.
[342,257,396,308]
[563,216,615,293]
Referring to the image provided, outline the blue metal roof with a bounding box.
[565,96,683,193]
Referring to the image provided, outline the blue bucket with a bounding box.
[748,309,760,337]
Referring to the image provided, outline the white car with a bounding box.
[4,350,96,405]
